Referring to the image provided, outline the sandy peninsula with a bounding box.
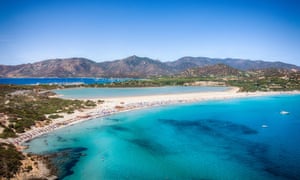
[10,87,300,146]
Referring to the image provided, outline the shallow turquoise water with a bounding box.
[25,95,300,180]
[54,86,230,99]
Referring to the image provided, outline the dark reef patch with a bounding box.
[128,138,170,156]
[158,118,300,179]
[110,125,130,132]
[56,136,68,142]
[158,118,258,136]
[263,165,300,180]
[71,138,80,142]
[158,118,213,134]
[206,119,258,135]
[45,147,88,179]
[105,117,122,122]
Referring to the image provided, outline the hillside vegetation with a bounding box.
[0,143,24,178]
[1,55,299,77]
[90,64,300,92]
[0,85,96,138]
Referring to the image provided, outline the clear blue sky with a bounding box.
[0,0,299,65]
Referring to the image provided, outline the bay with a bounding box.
[25,95,300,180]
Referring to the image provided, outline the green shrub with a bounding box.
[0,143,24,178]
[85,100,96,107]
[48,114,63,119]
[0,128,16,138]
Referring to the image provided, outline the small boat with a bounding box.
[280,111,289,115]
[261,125,268,128]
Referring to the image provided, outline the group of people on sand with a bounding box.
[11,89,299,146]
[12,98,196,145]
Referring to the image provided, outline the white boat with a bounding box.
[280,111,289,115]
[261,124,268,128]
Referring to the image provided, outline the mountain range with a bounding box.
[0,55,299,77]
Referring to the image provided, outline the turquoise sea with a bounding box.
[25,94,300,180]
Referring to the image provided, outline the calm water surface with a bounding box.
[0,77,130,85]
[54,86,230,99]
[25,95,300,180]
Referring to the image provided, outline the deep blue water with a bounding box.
[0,77,130,85]
[25,95,300,180]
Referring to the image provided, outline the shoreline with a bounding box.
[10,87,300,146]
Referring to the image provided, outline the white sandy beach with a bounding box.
[10,87,300,146]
